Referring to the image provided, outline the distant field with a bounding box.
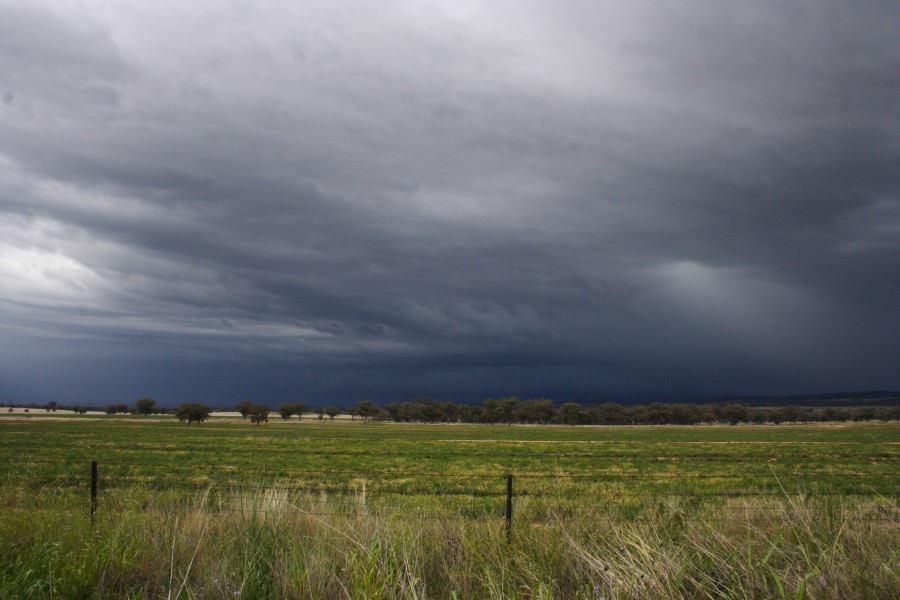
[0,419,897,598]
[2,418,897,517]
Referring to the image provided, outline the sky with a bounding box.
[1,0,898,407]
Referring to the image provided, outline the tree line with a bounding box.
[366,396,900,425]
[6,396,898,425]
[233,396,899,426]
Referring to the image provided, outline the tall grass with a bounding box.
[0,488,895,599]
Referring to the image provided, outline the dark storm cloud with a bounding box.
[1,0,898,405]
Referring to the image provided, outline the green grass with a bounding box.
[0,419,896,598]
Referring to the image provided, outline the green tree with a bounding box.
[643,403,672,425]
[293,402,310,421]
[437,401,457,423]
[175,403,211,426]
[356,400,377,422]
[557,402,586,425]
[777,406,807,423]
[723,403,749,425]
[135,398,156,415]
[591,402,630,425]
[495,397,521,424]
[323,406,341,421]
[277,403,295,420]
[480,398,501,424]
[235,400,253,419]
[277,402,310,420]
[410,396,440,422]
[479,397,522,424]
[248,404,269,425]
[520,399,554,424]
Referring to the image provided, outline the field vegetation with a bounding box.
[0,418,896,599]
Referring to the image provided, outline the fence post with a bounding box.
[505,474,513,542]
[91,460,98,524]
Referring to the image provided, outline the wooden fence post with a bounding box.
[505,474,513,542]
[91,460,98,524]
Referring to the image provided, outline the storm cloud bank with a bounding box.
[1,0,898,405]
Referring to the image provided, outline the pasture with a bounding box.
[0,417,897,599]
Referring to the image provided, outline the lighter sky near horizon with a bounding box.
[1,0,898,406]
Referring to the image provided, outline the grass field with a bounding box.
[0,418,897,599]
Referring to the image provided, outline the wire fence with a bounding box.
[1,458,897,529]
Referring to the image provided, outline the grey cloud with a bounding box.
[0,0,897,405]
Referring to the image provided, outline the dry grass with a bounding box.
[0,487,896,599]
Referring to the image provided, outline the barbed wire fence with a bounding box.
[2,458,897,534]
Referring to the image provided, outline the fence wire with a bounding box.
[2,460,896,527]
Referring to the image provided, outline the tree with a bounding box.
[235,400,253,419]
[277,402,310,420]
[457,404,482,422]
[642,403,672,425]
[520,399,555,424]
[105,404,129,415]
[410,396,440,422]
[385,401,420,422]
[135,398,157,415]
[751,408,770,424]
[437,401,457,423]
[591,402,630,425]
[355,400,377,422]
[323,406,341,421]
[557,402,586,425]
[293,402,310,421]
[175,403,210,426]
[722,403,749,425]
[777,406,807,423]
[248,403,269,425]
[480,398,501,424]
[482,396,521,424]
[277,403,295,420]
